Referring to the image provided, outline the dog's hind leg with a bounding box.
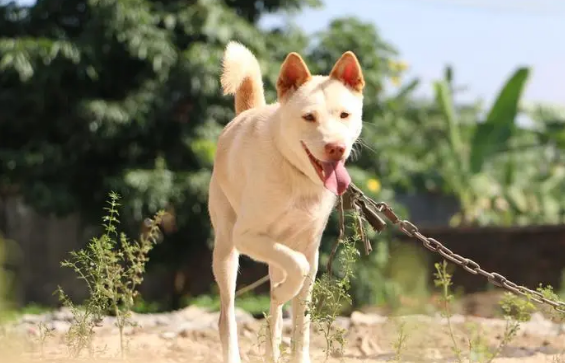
[213,242,239,363]
[266,265,285,363]
[210,181,240,363]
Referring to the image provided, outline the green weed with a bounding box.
[186,293,272,316]
[434,260,464,363]
[483,292,535,363]
[56,192,164,358]
[309,235,359,361]
[434,259,538,363]
[392,318,409,362]
[36,321,54,358]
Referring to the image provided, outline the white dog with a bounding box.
[208,41,365,363]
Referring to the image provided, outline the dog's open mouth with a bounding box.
[301,141,351,196]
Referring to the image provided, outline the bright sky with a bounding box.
[12,0,565,105]
[259,0,564,105]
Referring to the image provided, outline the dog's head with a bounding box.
[276,51,365,196]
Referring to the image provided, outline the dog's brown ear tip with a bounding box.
[330,51,365,92]
[343,51,362,66]
[277,51,312,99]
[282,52,307,67]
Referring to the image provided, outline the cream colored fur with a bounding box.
[208,41,365,363]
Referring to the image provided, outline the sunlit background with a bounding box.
[2,0,565,331]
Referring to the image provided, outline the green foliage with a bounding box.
[0,0,325,308]
[2,0,565,314]
[469,68,530,174]
[392,318,409,363]
[0,233,6,323]
[346,226,431,313]
[433,259,540,363]
[186,293,272,316]
[433,261,463,362]
[432,67,531,225]
[480,293,536,363]
[0,232,20,324]
[57,192,164,358]
[309,235,359,359]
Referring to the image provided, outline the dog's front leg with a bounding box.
[290,249,319,363]
[233,227,310,362]
[234,228,310,305]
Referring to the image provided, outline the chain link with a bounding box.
[366,195,565,314]
[236,183,565,314]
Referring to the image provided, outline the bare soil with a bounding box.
[2,292,565,363]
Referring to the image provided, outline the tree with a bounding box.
[0,0,319,307]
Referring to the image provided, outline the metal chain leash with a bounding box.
[346,183,565,314]
[236,182,565,314]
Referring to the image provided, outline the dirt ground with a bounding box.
[2,292,565,363]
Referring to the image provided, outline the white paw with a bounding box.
[226,353,241,363]
[294,252,310,278]
[291,353,311,363]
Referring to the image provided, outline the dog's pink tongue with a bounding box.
[321,160,351,196]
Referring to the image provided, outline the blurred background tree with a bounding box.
[2,0,565,311]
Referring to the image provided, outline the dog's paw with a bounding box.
[271,277,306,304]
[271,252,310,304]
[290,353,311,363]
[294,252,310,278]
[226,354,242,363]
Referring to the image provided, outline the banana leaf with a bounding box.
[469,67,530,174]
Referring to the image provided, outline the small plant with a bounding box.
[57,192,164,358]
[256,311,269,358]
[467,323,491,363]
[392,318,409,362]
[257,311,289,363]
[482,292,535,363]
[36,321,54,358]
[433,260,463,363]
[537,284,565,322]
[435,258,538,363]
[309,234,360,361]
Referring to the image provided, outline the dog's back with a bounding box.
[211,42,283,216]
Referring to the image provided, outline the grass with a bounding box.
[186,293,272,316]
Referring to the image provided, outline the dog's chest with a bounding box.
[267,191,336,251]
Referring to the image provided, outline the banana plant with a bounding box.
[523,102,565,151]
[499,102,565,225]
[433,66,531,225]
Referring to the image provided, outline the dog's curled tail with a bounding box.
[221,41,266,116]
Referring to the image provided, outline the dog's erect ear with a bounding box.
[277,52,312,100]
[329,51,365,93]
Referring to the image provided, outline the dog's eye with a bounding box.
[340,112,350,119]
[302,113,316,122]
